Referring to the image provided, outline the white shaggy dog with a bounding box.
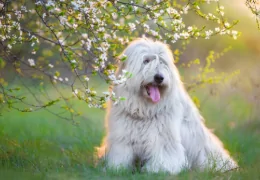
[97,38,238,174]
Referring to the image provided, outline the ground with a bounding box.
[0,91,259,180]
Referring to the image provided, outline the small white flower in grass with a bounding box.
[48,64,54,68]
[85,76,89,81]
[58,77,63,81]
[219,6,224,10]
[220,11,224,16]
[53,76,58,79]
[88,97,92,101]
[187,26,193,32]
[0,3,4,9]
[32,50,36,54]
[88,104,93,108]
[65,77,69,81]
[7,44,12,49]
[28,59,35,66]
[156,0,161,3]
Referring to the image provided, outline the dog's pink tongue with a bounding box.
[148,85,160,103]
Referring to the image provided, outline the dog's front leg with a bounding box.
[105,143,134,171]
[143,142,187,174]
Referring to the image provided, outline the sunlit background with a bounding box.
[0,0,259,179]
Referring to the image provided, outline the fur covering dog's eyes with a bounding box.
[143,59,150,64]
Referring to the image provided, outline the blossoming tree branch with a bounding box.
[0,0,243,121]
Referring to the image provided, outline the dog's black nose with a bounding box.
[154,74,164,84]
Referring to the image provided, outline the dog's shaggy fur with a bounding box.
[97,38,238,174]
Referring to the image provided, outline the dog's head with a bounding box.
[117,38,181,104]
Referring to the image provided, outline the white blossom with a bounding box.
[71,59,77,64]
[128,23,136,31]
[215,27,220,32]
[103,91,110,95]
[112,12,117,19]
[224,22,230,27]
[174,33,180,41]
[86,88,91,93]
[205,30,214,39]
[28,59,35,66]
[46,0,55,7]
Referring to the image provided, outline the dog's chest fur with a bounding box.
[122,113,178,162]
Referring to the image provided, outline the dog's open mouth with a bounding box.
[145,84,161,103]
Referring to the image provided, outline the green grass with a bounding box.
[0,91,259,179]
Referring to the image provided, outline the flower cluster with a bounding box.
[0,0,241,114]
